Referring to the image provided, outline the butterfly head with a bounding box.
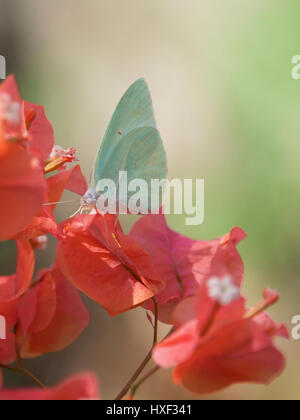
[80,188,99,213]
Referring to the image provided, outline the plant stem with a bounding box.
[2,331,46,389]
[0,364,21,373]
[114,298,159,400]
[0,364,45,389]
[114,349,153,401]
[130,365,160,398]
[20,366,45,389]
[152,298,159,347]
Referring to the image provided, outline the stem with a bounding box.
[5,330,46,389]
[114,298,159,400]
[0,364,45,389]
[114,349,153,401]
[0,364,21,373]
[152,298,159,347]
[20,366,45,389]
[130,365,160,398]
[129,326,175,398]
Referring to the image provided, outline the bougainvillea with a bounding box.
[130,214,246,323]
[57,213,164,316]
[0,76,288,400]
[153,256,288,394]
[0,372,100,400]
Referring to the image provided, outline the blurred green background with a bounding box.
[0,0,299,400]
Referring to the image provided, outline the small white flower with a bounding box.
[31,235,48,251]
[207,275,240,306]
[35,235,48,251]
[1,93,21,124]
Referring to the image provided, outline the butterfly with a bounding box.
[79,78,168,215]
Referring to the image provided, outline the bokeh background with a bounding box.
[0,0,299,400]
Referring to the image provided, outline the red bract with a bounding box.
[24,101,54,164]
[0,372,100,400]
[0,76,84,241]
[0,240,35,302]
[153,273,288,395]
[0,75,24,140]
[17,266,89,358]
[15,164,87,241]
[57,213,164,316]
[0,332,16,368]
[0,77,49,240]
[0,142,46,240]
[0,300,18,366]
[130,214,246,323]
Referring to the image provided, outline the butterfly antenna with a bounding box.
[42,199,79,206]
[69,206,83,218]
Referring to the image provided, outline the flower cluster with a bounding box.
[0,76,288,400]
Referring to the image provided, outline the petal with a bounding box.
[0,240,34,302]
[0,331,16,365]
[0,76,23,139]
[17,271,57,343]
[130,215,245,323]
[20,267,89,357]
[252,312,289,340]
[0,299,18,328]
[0,143,46,240]
[174,345,285,395]
[17,287,38,339]
[153,320,199,368]
[57,214,163,315]
[172,314,286,395]
[14,212,57,241]
[130,215,218,322]
[64,165,88,196]
[24,101,54,163]
[172,295,198,328]
[209,228,246,288]
[0,299,18,364]
[46,165,87,212]
[14,165,87,240]
[0,372,100,400]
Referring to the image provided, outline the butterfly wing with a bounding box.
[96,126,167,212]
[92,78,157,188]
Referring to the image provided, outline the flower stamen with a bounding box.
[244,288,280,320]
[45,145,77,174]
